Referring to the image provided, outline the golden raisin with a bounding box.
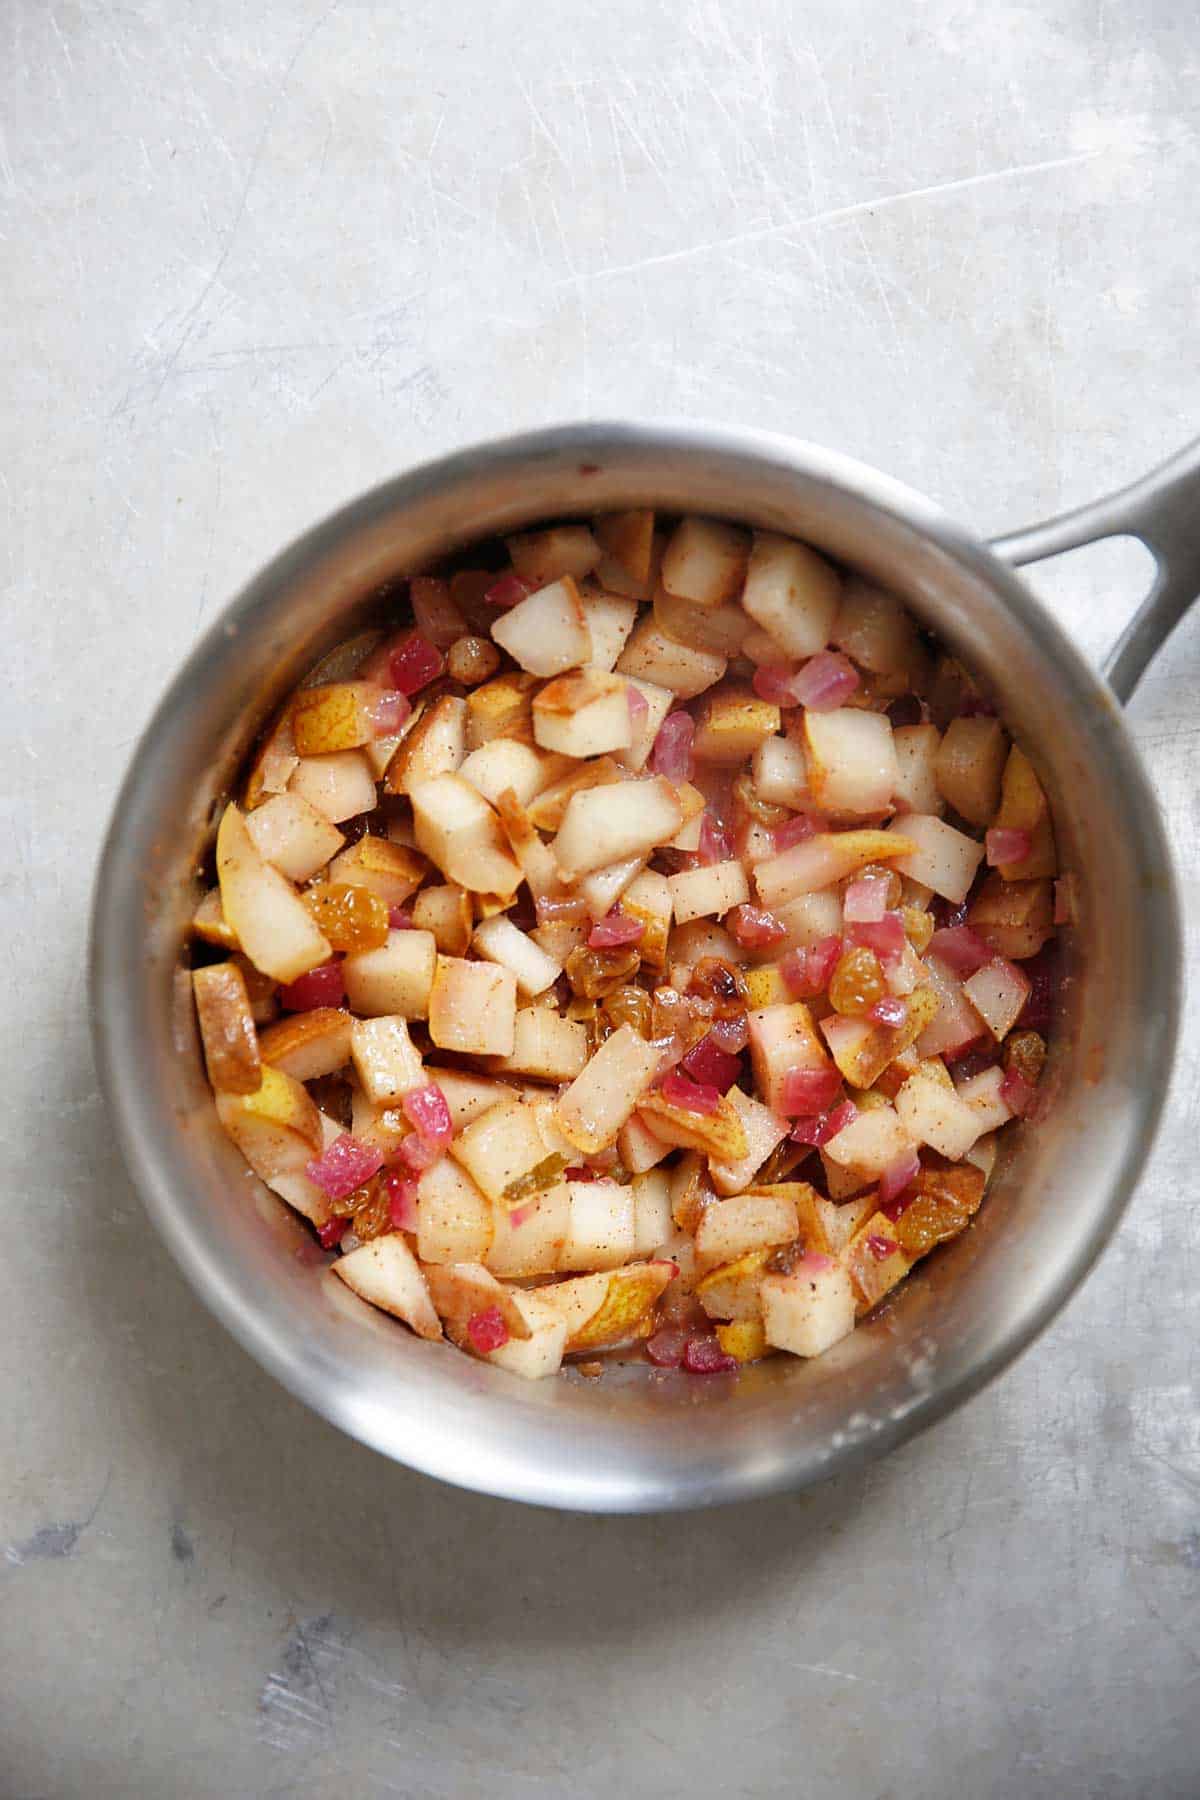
[446,634,501,686]
[829,946,885,1017]
[1005,1030,1047,1087]
[731,771,789,828]
[893,1166,986,1257]
[331,1175,391,1238]
[688,956,748,1013]
[565,943,641,1000]
[901,905,935,954]
[302,882,389,953]
[603,985,653,1038]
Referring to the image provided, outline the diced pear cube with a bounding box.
[894,1070,984,1160]
[452,1100,554,1206]
[342,928,437,1019]
[666,859,749,926]
[617,677,674,771]
[288,750,378,823]
[708,1087,790,1196]
[616,616,727,698]
[742,532,842,658]
[892,724,943,816]
[660,516,750,608]
[824,1104,914,1179]
[259,1007,353,1082]
[886,813,985,905]
[695,1194,799,1273]
[760,1259,856,1357]
[465,672,539,750]
[803,709,899,816]
[328,836,428,907]
[487,1008,589,1082]
[216,804,331,984]
[411,882,474,956]
[416,1157,494,1264]
[559,1179,637,1271]
[593,509,657,597]
[245,792,345,884]
[579,589,639,670]
[491,576,592,677]
[486,1180,571,1278]
[471,915,561,997]
[332,1236,442,1340]
[504,524,601,587]
[532,669,634,757]
[411,774,523,895]
[485,1290,569,1379]
[553,776,684,879]
[458,739,555,807]
[832,578,921,675]
[747,1001,832,1113]
[192,963,262,1094]
[554,1024,662,1155]
[428,955,517,1057]
[691,685,781,765]
[350,1014,425,1104]
[631,1168,673,1252]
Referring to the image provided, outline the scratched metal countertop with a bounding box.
[4,3,1198,1795]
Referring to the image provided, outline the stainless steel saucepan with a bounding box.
[90,423,1199,1512]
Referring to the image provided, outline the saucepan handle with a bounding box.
[990,437,1200,704]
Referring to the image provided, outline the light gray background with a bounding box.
[4,3,1198,1796]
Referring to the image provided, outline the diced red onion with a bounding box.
[698,811,734,865]
[779,1065,842,1116]
[627,684,649,726]
[384,1170,419,1231]
[1017,943,1060,1029]
[483,571,532,609]
[388,632,445,695]
[650,1033,688,1077]
[845,912,906,965]
[387,906,414,930]
[789,650,860,711]
[402,1082,453,1148]
[305,1133,385,1201]
[362,688,412,736]
[646,1325,691,1368]
[772,813,817,851]
[928,924,992,976]
[588,908,644,949]
[782,934,843,998]
[791,1098,857,1146]
[869,995,908,1029]
[316,1217,348,1250]
[843,871,889,924]
[507,1202,534,1228]
[467,1307,510,1354]
[707,1011,749,1054]
[650,711,695,780]
[986,826,1031,867]
[1000,1067,1036,1116]
[866,1233,899,1261]
[661,1068,722,1114]
[727,903,787,949]
[397,1133,443,1173]
[793,1251,835,1275]
[683,1334,739,1374]
[280,960,345,1011]
[752,663,801,706]
[680,1032,742,1093]
[878,1147,921,1206]
[946,1045,1000,1084]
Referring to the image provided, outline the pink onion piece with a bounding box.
[362,688,412,736]
[384,1170,419,1231]
[280,959,345,1011]
[402,1082,453,1148]
[626,684,649,726]
[1000,1067,1036,1116]
[791,1097,858,1146]
[707,1011,749,1055]
[869,995,908,1029]
[483,571,532,609]
[317,1217,349,1250]
[682,1334,739,1374]
[650,710,695,780]
[388,632,445,695]
[843,871,890,924]
[646,1325,691,1368]
[866,1233,899,1262]
[387,905,414,930]
[727,903,787,949]
[793,1251,835,1276]
[587,908,645,949]
[660,1068,722,1114]
[781,934,843,998]
[928,924,991,976]
[680,1032,742,1094]
[790,649,860,712]
[752,663,800,706]
[397,1133,443,1173]
[878,1147,921,1206]
[845,912,906,965]
[772,812,818,851]
[986,826,1031,867]
[697,811,734,865]
[779,1066,842,1116]
[467,1307,510,1354]
[305,1133,385,1201]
